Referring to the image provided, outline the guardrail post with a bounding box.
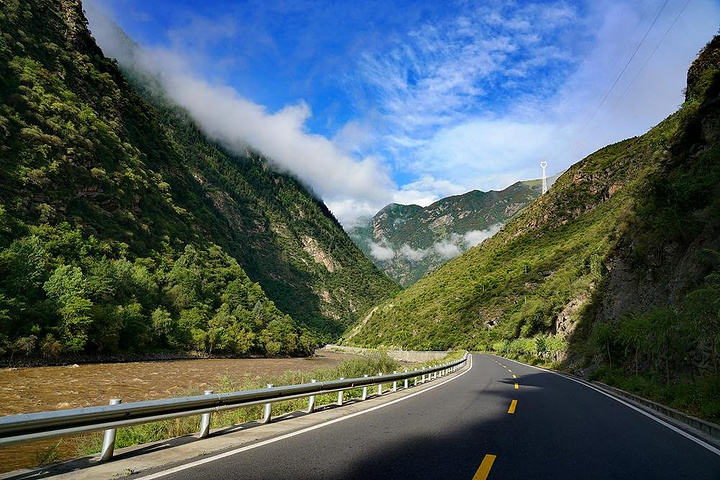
[307,379,317,413]
[392,371,397,392]
[377,373,383,396]
[414,369,418,386]
[261,384,273,423]
[337,378,344,405]
[199,390,213,438]
[422,373,426,384]
[100,398,122,462]
[362,375,368,400]
[404,370,409,389]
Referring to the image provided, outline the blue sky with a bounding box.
[87,0,720,226]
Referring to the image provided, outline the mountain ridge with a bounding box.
[349,180,547,286]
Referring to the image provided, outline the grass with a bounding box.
[590,367,720,424]
[60,352,462,461]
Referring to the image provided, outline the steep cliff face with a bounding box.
[590,34,720,328]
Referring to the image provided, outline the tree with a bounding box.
[43,265,93,353]
[592,322,617,369]
[686,270,720,377]
[617,313,651,375]
[151,307,174,347]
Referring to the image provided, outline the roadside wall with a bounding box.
[322,344,449,363]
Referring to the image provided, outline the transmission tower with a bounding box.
[540,162,548,194]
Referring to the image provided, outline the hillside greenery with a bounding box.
[344,35,720,419]
[0,0,397,359]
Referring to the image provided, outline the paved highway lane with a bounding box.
[142,354,720,479]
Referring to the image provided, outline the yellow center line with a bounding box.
[512,374,517,379]
[508,399,517,414]
[472,454,497,480]
[508,369,512,373]
[514,383,519,390]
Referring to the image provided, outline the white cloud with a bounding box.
[154,69,394,204]
[354,0,720,196]
[399,244,430,261]
[390,174,467,208]
[423,120,560,171]
[464,224,502,247]
[85,0,720,229]
[433,239,462,260]
[85,4,397,227]
[368,240,395,261]
[391,223,503,263]
[332,121,377,156]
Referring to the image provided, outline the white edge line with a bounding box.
[141,355,475,479]
[487,354,720,457]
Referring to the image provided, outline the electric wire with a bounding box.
[609,0,692,112]
[579,0,670,132]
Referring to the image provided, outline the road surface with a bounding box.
[141,354,720,479]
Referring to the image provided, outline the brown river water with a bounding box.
[0,351,354,473]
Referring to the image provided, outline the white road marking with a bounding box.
[487,354,720,457]
[142,356,475,479]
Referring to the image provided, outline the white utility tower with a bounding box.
[540,161,548,194]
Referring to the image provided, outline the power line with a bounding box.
[609,0,692,112]
[604,0,658,81]
[579,0,670,132]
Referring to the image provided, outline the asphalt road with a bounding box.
[142,354,720,479]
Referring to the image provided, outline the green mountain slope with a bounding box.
[349,181,542,286]
[85,9,399,338]
[0,0,397,359]
[343,34,720,365]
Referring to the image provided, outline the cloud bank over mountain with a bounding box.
[87,0,720,226]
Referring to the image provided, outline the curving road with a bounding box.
[141,354,720,479]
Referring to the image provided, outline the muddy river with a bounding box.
[0,351,354,473]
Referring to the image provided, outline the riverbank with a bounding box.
[0,350,318,369]
[0,349,363,473]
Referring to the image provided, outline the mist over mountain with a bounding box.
[349,179,553,286]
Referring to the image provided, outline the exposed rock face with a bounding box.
[301,235,338,273]
[556,293,590,337]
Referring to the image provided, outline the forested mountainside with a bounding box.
[344,36,720,415]
[0,0,397,360]
[349,181,542,286]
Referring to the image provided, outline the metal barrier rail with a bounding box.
[0,353,467,460]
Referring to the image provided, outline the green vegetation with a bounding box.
[345,35,720,419]
[0,0,397,359]
[0,225,314,356]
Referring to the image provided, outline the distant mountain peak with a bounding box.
[348,182,542,286]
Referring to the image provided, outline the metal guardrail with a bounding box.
[0,353,467,460]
